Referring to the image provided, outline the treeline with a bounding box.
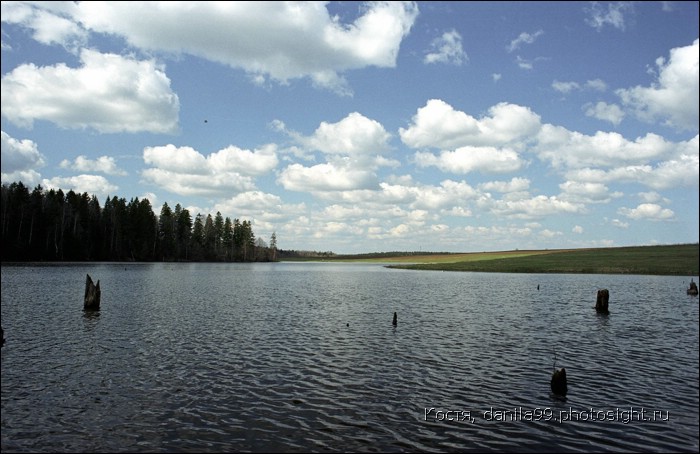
[276,249,336,260]
[333,251,451,259]
[0,181,277,262]
[275,250,454,260]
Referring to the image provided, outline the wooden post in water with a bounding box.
[551,367,567,396]
[84,274,101,311]
[595,289,609,314]
[392,312,397,326]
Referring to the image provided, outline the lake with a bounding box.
[1,262,698,452]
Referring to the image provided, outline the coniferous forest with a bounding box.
[0,181,278,262]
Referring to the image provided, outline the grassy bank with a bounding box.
[383,244,698,275]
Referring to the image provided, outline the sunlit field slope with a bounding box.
[345,244,699,276]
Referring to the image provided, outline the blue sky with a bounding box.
[1,1,698,254]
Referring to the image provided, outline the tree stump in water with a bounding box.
[84,274,101,311]
[688,279,698,296]
[551,367,567,396]
[595,289,609,314]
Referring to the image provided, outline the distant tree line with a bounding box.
[0,181,277,262]
[274,250,454,260]
[276,249,336,259]
[332,251,451,259]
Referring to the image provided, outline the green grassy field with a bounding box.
[325,244,698,276]
[336,249,559,264]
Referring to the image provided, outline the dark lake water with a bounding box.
[1,262,698,453]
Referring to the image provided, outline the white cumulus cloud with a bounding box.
[584,101,625,125]
[507,30,543,53]
[616,39,699,132]
[60,155,127,176]
[1,49,179,133]
[71,1,419,96]
[424,29,468,65]
[618,203,674,221]
[400,99,541,149]
[142,143,278,196]
[1,131,45,186]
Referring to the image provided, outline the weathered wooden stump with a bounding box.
[392,312,397,326]
[688,279,698,296]
[551,367,567,396]
[84,274,101,311]
[595,289,609,313]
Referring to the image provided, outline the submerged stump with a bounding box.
[688,279,698,296]
[551,367,568,396]
[595,289,609,314]
[84,274,101,311]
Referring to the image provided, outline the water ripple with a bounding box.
[2,264,698,452]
